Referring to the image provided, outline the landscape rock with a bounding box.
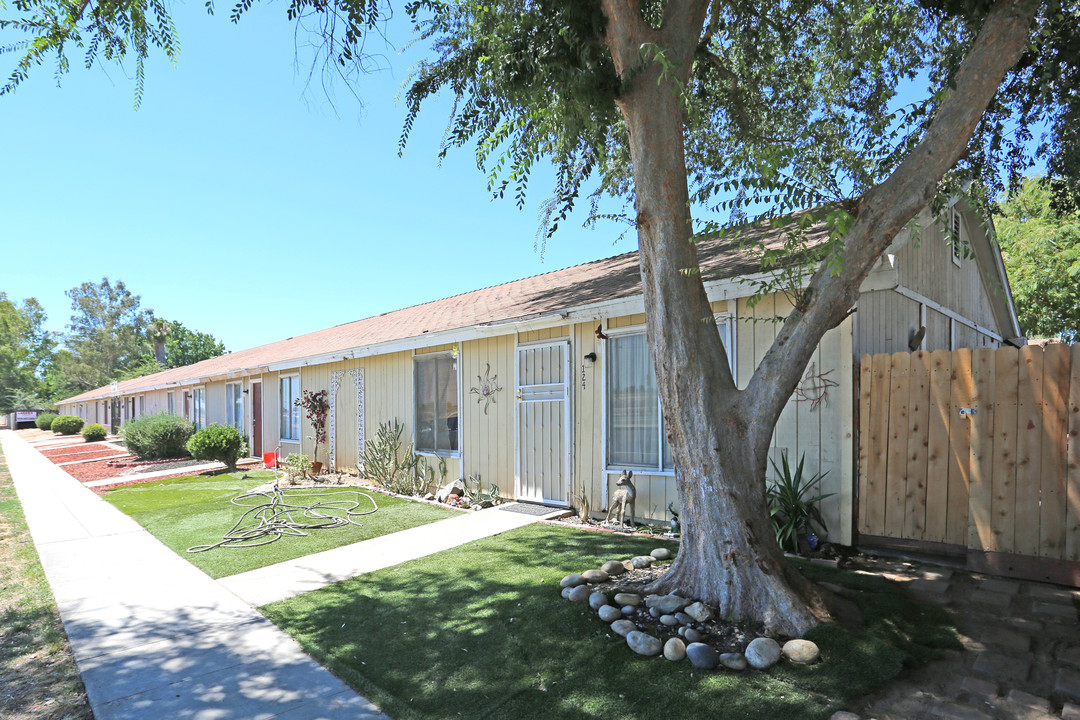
[782,639,820,664]
[589,592,609,610]
[435,479,466,503]
[627,631,663,656]
[631,556,654,569]
[560,574,585,589]
[581,569,610,584]
[621,606,635,616]
[686,642,719,670]
[745,637,782,670]
[622,559,635,572]
[720,653,748,671]
[614,592,641,606]
[683,628,705,643]
[829,713,861,720]
[684,601,712,623]
[560,586,573,599]
[664,638,687,661]
[675,612,694,625]
[567,585,592,602]
[611,619,636,637]
[651,548,672,561]
[660,614,679,627]
[601,560,626,576]
[598,605,623,622]
[645,594,691,614]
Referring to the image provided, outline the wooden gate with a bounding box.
[858,343,1080,584]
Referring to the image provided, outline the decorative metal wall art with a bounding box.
[793,362,839,411]
[470,363,502,415]
[349,368,365,470]
[328,370,345,471]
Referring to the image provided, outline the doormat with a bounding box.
[498,502,562,516]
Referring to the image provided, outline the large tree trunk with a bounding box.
[600,0,1039,637]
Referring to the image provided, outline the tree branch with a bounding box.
[745,0,1041,432]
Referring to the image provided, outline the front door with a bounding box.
[250,381,263,457]
[516,341,571,505]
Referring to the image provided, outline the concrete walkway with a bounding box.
[2,430,387,720]
[218,505,553,606]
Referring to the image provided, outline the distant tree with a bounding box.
[997,177,1080,341]
[163,321,225,368]
[59,278,152,392]
[0,293,55,412]
[149,318,172,365]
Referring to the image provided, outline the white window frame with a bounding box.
[603,315,735,475]
[167,391,175,416]
[138,395,145,418]
[226,382,245,432]
[192,386,207,430]
[413,351,461,458]
[279,374,301,442]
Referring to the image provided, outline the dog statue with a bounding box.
[605,470,636,529]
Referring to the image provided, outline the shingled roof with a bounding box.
[57,221,826,404]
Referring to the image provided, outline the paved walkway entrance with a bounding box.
[0,430,554,720]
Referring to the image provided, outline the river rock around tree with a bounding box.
[559,547,820,673]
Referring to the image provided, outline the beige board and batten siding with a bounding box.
[461,335,516,499]
[857,204,1005,356]
[899,205,1002,332]
[736,294,855,546]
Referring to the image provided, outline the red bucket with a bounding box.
[263,452,277,469]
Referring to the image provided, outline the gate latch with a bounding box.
[958,407,977,416]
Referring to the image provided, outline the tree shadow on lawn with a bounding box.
[262,524,957,720]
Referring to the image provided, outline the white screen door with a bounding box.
[516,341,571,505]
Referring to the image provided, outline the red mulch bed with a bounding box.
[61,456,264,492]
[40,442,116,458]
[42,445,130,464]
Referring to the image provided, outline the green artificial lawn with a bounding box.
[104,471,458,578]
[262,524,959,720]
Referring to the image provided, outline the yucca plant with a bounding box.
[766,452,835,553]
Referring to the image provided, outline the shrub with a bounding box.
[35,412,58,431]
[122,413,194,459]
[283,453,312,484]
[81,424,108,442]
[51,415,85,435]
[186,424,246,471]
[767,452,835,553]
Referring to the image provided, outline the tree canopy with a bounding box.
[997,176,1080,340]
[0,292,54,412]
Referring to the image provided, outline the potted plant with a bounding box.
[295,389,330,474]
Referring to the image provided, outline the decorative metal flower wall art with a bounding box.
[470,363,502,414]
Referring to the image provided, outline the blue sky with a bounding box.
[0,4,628,351]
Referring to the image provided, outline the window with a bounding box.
[138,395,145,417]
[226,383,244,431]
[414,354,459,455]
[167,392,175,416]
[605,318,733,472]
[280,375,300,441]
[950,208,964,267]
[192,387,206,430]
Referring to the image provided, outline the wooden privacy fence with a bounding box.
[858,343,1080,584]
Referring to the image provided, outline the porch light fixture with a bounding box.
[584,352,597,365]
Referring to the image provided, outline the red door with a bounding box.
[251,383,263,456]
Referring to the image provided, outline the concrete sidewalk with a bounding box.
[218,503,554,606]
[2,429,388,720]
